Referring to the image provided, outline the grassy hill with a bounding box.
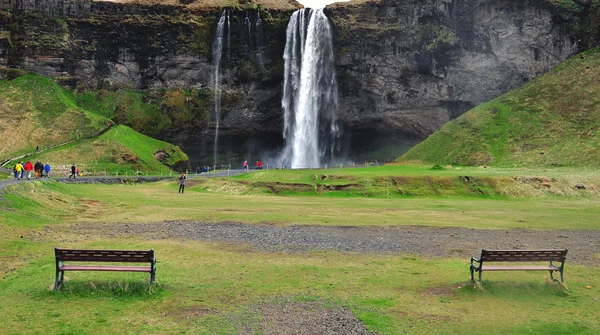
[0,69,189,172]
[23,125,188,174]
[0,69,109,160]
[398,47,600,167]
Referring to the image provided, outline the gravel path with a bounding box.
[0,169,250,191]
[71,221,600,266]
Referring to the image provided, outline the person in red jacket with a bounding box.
[24,161,34,180]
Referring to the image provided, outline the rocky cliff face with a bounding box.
[329,0,594,155]
[1,0,597,166]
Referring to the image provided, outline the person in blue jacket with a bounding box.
[44,163,51,178]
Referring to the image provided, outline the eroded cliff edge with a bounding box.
[1,0,598,165]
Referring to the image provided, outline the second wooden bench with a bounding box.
[470,249,568,284]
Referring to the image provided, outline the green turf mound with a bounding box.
[398,47,600,167]
[24,125,189,173]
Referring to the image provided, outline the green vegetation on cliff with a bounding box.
[399,47,600,167]
[73,88,211,138]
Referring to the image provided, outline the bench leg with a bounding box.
[150,270,155,285]
[549,270,565,284]
[54,269,61,290]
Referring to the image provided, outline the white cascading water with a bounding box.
[281,9,339,168]
[212,10,227,167]
[226,10,231,61]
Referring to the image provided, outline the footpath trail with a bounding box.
[0,169,250,191]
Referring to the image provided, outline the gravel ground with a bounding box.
[250,301,375,335]
[70,221,600,266]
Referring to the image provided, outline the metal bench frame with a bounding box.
[470,249,568,284]
[54,248,156,290]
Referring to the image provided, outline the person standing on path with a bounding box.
[24,161,33,180]
[69,164,76,179]
[44,163,51,178]
[178,173,186,194]
[243,160,248,171]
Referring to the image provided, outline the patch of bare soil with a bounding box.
[249,301,376,335]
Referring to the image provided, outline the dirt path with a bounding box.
[70,221,600,266]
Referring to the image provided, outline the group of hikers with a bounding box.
[13,162,79,180]
[13,161,51,180]
[242,160,264,170]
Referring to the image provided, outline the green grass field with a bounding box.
[1,165,599,334]
[192,164,600,200]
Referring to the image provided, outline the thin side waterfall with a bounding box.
[255,10,263,46]
[227,10,231,61]
[212,9,227,167]
[255,10,264,68]
[281,9,339,168]
[245,12,252,48]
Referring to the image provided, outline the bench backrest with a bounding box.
[55,248,154,263]
[480,249,567,262]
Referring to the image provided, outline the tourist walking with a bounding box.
[34,161,43,179]
[69,164,76,179]
[243,160,248,171]
[44,163,51,178]
[24,161,33,180]
[178,173,186,194]
[14,162,23,179]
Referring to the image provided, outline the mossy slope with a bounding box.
[0,70,189,172]
[0,71,109,159]
[25,125,189,173]
[399,48,600,167]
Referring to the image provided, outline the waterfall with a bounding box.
[226,10,231,61]
[212,9,227,167]
[255,10,264,68]
[256,10,263,46]
[281,9,339,169]
[245,12,252,48]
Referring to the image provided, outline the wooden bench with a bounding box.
[470,249,568,284]
[54,248,156,290]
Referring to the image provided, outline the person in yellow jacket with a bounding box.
[14,162,23,180]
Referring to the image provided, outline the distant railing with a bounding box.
[20,160,386,178]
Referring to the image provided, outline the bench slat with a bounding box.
[481,265,560,271]
[480,249,567,262]
[60,265,152,272]
[55,249,154,262]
